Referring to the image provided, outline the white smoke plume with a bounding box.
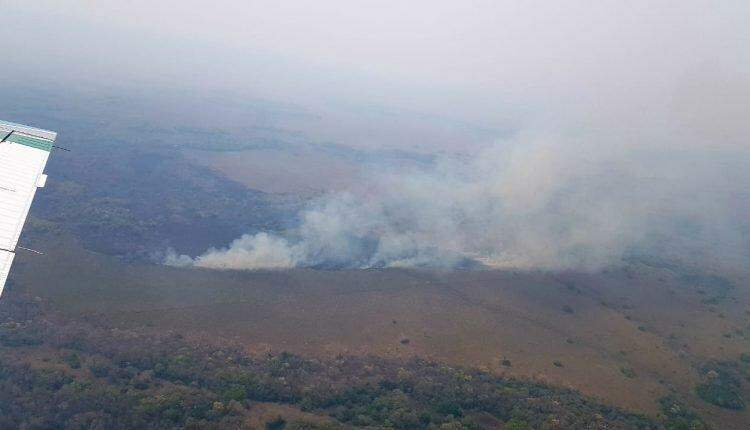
[167,121,750,271]
[166,55,750,272]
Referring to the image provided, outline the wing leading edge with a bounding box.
[0,120,56,296]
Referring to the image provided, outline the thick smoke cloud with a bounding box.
[168,119,750,271]
[157,34,749,272]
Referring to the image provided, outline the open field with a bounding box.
[185,148,363,195]
[10,239,750,428]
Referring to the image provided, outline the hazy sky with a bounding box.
[3,1,748,270]
[3,1,749,127]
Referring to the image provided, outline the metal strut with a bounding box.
[0,246,44,255]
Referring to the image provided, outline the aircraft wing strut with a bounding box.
[0,120,56,296]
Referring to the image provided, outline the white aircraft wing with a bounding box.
[0,120,56,296]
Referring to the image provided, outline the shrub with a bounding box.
[695,382,745,410]
[695,362,746,410]
[64,353,82,369]
[266,416,287,430]
[88,359,110,378]
[658,396,710,430]
[620,367,637,379]
[504,418,531,430]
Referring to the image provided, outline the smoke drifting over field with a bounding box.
[168,117,750,271]
[96,1,747,272]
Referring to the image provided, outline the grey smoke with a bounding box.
[163,42,750,272]
[167,123,750,271]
